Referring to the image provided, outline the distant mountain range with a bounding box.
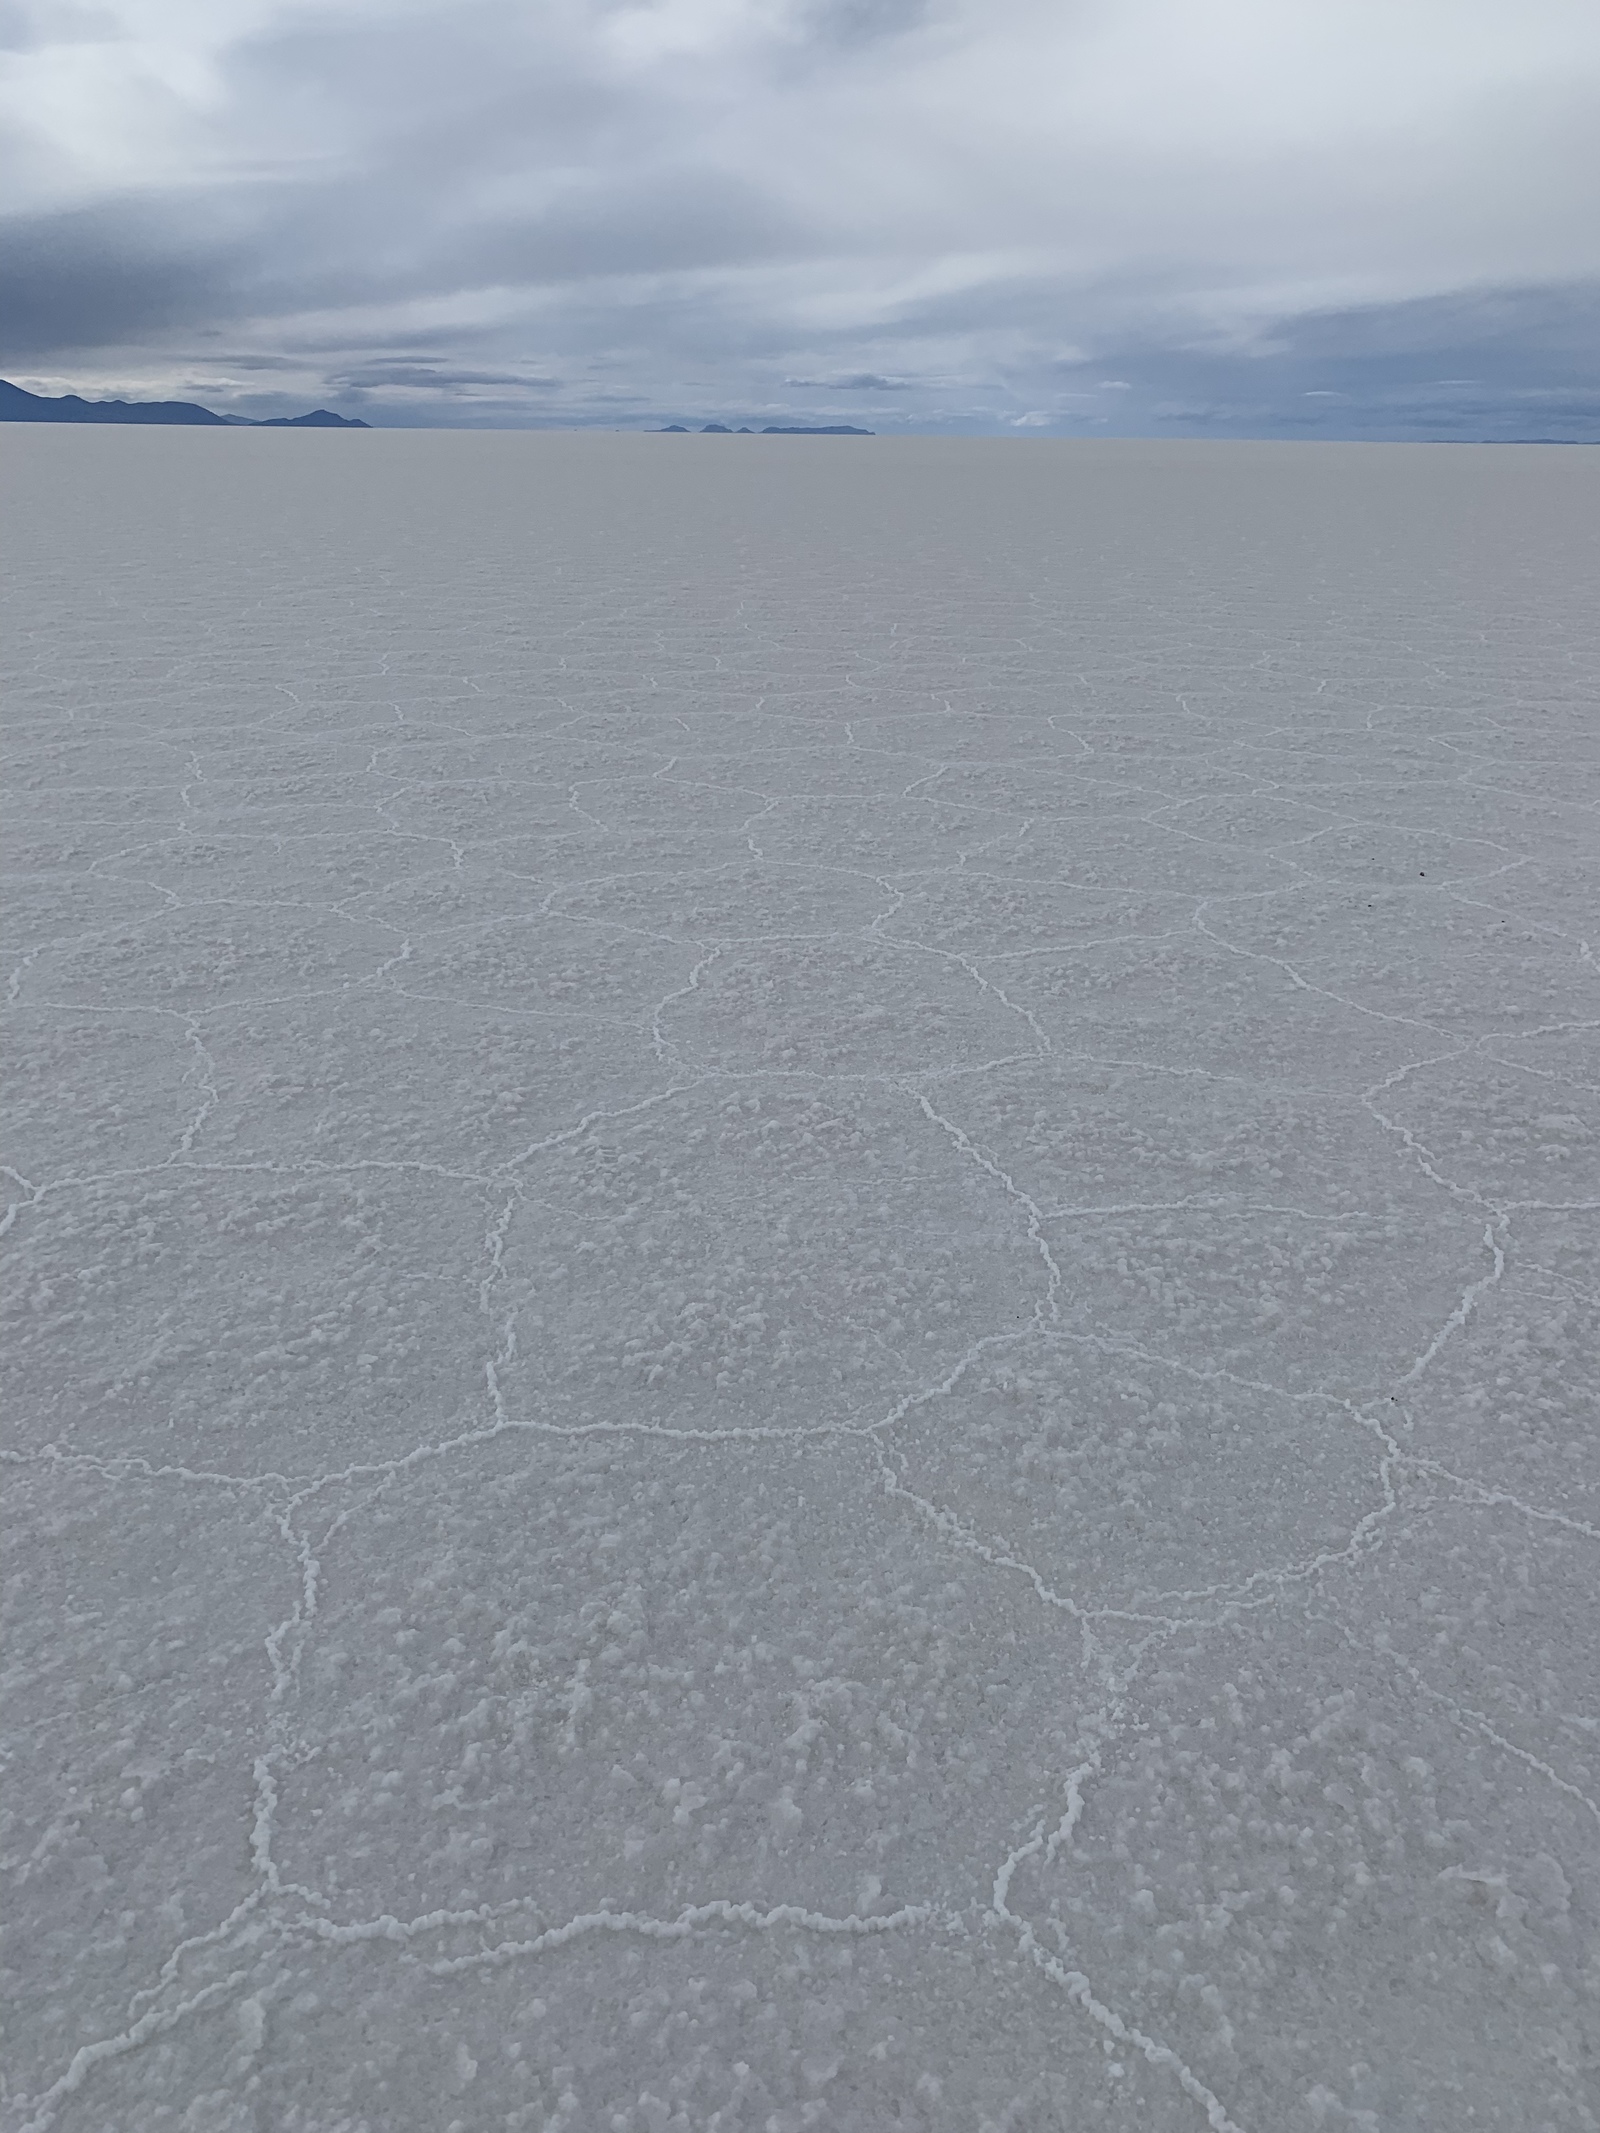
[2,381,877,435]
[0,379,369,427]
[659,423,875,436]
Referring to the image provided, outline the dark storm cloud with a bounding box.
[1284,281,1600,376]
[0,203,243,357]
[1,0,1597,432]
[1050,284,1600,442]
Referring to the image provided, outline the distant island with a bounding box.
[0,379,369,427]
[658,422,874,436]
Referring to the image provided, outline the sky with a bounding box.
[2,0,1598,436]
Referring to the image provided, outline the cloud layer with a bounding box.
[3,0,1598,433]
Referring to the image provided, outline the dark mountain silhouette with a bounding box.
[257,409,370,428]
[1,379,226,424]
[1,379,369,427]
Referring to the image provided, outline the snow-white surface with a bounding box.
[2,430,1597,2132]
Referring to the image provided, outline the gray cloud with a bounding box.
[1073,283,1600,441]
[329,363,562,390]
[785,373,902,390]
[802,0,932,48]
[2,0,1597,433]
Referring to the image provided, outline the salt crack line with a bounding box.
[1037,1323,1359,1414]
[0,1165,43,1238]
[650,946,722,1061]
[274,1897,936,1974]
[1036,1195,1389,1225]
[880,933,1053,1055]
[175,1019,219,1156]
[479,1192,518,1319]
[0,1153,506,1227]
[975,926,1189,965]
[1393,1220,1507,1389]
[1320,1616,1600,1830]
[262,1506,323,1706]
[487,1402,879,1447]
[992,1817,1246,2133]
[243,1758,330,1910]
[0,1442,292,1493]
[908,1086,1061,1321]
[14,1968,256,2133]
[484,1324,1023,1454]
[1396,1458,1600,1546]
[1193,898,1447,1040]
[6,942,50,1006]
[1122,1472,1401,1616]
[493,1080,700,1175]
[873,1449,1178,1665]
[123,1890,269,2024]
[1358,1058,1499,1212]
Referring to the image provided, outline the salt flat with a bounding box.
[2,430,1597,2132]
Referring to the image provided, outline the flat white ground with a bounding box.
[2,431,1597,2133]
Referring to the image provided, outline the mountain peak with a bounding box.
[0,380,370,428]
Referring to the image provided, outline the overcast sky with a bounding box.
[2,0,1598,434]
